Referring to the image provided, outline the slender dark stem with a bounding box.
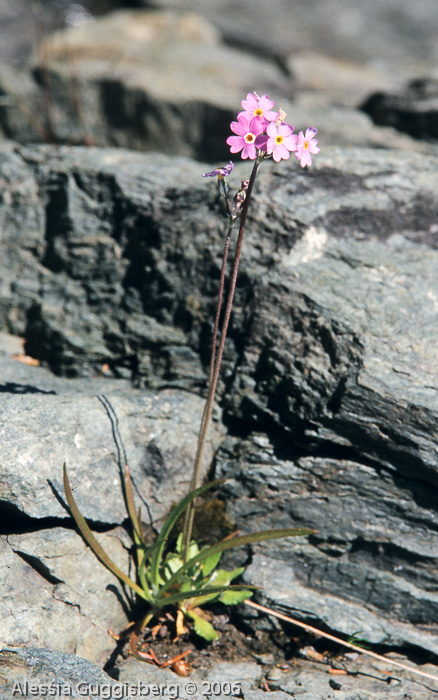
[208,226,233,389]
[188,225,233,503]
[182,159,261,560]
[197,185,234,444]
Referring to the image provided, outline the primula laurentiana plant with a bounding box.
[64,91,318,656]
[182,92,319,554]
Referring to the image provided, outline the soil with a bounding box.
[106,607,304,678]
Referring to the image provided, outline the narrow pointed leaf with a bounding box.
[227,566,246,581]
[202,551,222,577]
[219,589,253,605]
[137,507,146,542]
[137,531,177,599]
[210,567,245,586]
[137,561,151,599]
[123,465,146,565]
[191,568,247,606]
[63,463,149,600]
[161,528,315,595]
[186,591,220,607]
[149,480,225,590]
[155,584,258,609]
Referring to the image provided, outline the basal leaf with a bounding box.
[219,589,253,605]
[202,550,222,577]
[63,463,149,601]
[149,480,224,591]
[122,465,146,566]
[161,528,315,595]
[155,584,257,609]
[210,566,244,586]
[186,610,219,641]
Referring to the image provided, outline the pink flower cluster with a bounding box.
[226,92,319,167]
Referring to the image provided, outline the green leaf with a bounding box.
[189,567,247,606]
[63,463,150,601]
[186,610,219,641]
[210,567,244,586]
[163,552,184,576]
[154,584,257,609]
[160,527,315,595]
[219,589,253,605]
[179,578,193,593]
[122,465,146,566]
[185,591,219,607]
[347,631,371,649]
[149,480,224,592]
[137,534,170,597]
[202,551,222,577]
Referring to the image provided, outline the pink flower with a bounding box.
[226,114,266,160]
[202,161,234,179]
[239,92,278,124]
[266,122,298,162]
[295,127,320,167]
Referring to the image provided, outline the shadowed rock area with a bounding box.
[0,142,437,678]
[1,7,437,159]
[362,77,438,141]
[1,2,438,696]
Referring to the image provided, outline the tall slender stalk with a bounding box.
[182,159,261,560]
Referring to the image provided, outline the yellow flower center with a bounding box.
[275,135,284,145]
[245,133,255,143]
[303,140,309,150]
[254,108,263,117]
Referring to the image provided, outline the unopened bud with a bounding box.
[231,180,250,219]
[277,108,287,124]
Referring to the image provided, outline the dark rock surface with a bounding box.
[0,10,290,159]
[1,1,437,695]
[3,0,438,78]
[362,77,438,141]
[0,141,438,668]
[0,338,221,524]
[1,7,435,159]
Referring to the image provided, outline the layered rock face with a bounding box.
[1,143,437,659]
[0,2,438,698]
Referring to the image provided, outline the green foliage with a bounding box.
[346,631,372,649]
[63,463,314,641]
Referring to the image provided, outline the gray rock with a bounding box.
[0,646,129,700]
[0,361,222,523]
[0,333,223,665]
[1,528,130,666]
[0,9,290,158]
[1,7,432,159]
[269,92,435,155]
[1,142,438,662]
[216,433,438,653]
[140,0,438,78]
[116,656,260,700]
[285,51,404,108]
[1,645,436,700]
[362,77,438,140]
[267,658,437,700]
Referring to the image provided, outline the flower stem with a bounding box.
[209,225,233,393]
[182,159,261,561]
